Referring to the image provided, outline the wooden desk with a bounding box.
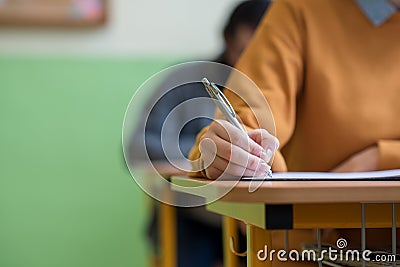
[171,177,400,267]
[138,161,190,267]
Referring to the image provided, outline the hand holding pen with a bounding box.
[199,78,279,179]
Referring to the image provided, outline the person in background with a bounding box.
[136,0,271,162]
[130,1,272,267]
[189,0,400,265]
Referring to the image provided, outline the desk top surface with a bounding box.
[171,176,400,204]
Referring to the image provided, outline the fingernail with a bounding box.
[255,162,268,175]
[260,162,270,170]
[260,162,271,174]
[264,149,273,163]
[274,137,280,151]
[260,150,267,159]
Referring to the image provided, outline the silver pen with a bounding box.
[201,77,272,178]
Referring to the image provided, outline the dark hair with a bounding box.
[223,0,272,38]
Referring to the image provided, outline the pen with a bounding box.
[201,77,272,178]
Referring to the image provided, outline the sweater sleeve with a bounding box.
[378,140,400,170]
[188,0,305,177]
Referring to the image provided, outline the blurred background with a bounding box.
[0,0,242,266]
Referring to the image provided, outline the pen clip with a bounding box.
[217,85,237,118]
[202,78,237,118]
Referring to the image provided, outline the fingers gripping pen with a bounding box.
[202,78,273,178]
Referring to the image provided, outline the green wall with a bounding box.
[0,57,173,267]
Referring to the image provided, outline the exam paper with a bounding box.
[241,169,400,181]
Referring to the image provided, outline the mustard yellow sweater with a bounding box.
[189,0,400,176]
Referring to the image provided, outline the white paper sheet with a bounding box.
[241,169,400,181]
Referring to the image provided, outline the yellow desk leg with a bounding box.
[159,202,177,267]
[223,217,239,267]
[247,224,272,267]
